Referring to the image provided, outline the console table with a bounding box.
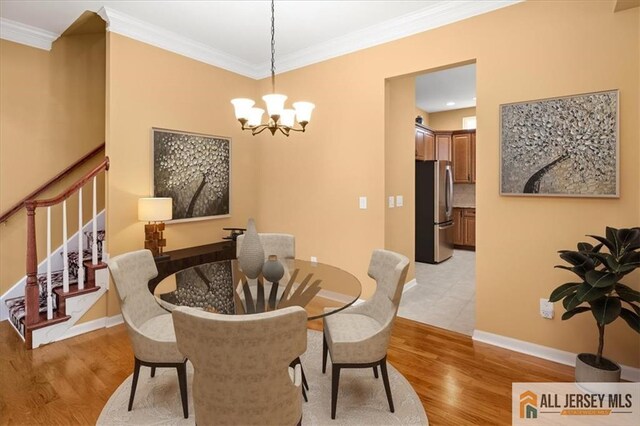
[149,241,236,292]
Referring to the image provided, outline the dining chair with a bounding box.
[321,249,410,419]
[106,249,188,418]
[236,232,295,260]
[172,305,307,426]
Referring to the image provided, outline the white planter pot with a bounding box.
[575,353,621,382]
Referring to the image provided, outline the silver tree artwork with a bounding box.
[153,129,230,220]
[501,90,618,197]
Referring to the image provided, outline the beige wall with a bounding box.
[105,34,260,315]
[254,0,639,366]
[0,33,106,325]
[428,107,476,130]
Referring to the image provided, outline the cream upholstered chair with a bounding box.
[236,233,295,260]
[107,249,188,418]
[322,249,410,419]
[172,305,307,426]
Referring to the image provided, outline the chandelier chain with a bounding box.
[270,0,276,93]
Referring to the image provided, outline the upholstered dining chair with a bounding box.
[106,249,188,419]
[321,249,410,419]
[236,233,295,260]
[172,305,307,426]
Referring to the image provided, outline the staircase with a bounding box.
[0,149,110,349]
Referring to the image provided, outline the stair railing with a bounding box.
[24,157,109,326]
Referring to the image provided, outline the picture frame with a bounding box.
[500,89,619,198]
[152,128,231,222]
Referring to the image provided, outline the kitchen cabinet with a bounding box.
[452,130,476,183]
[453,207,475,249]
[416,125,452,162]
[415,124,435,161]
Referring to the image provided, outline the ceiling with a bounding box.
[0,1,520,79]
[416,63,476,113]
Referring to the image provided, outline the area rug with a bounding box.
[98,330,428,425]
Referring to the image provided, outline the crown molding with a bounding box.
[97,7,262,79]
[263,0,522,78]
[0,17,59,51]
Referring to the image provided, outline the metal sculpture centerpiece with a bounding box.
[231,0,315,136]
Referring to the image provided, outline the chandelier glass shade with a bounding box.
[231,0,315,136]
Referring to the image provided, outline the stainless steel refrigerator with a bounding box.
[415,160,454,263]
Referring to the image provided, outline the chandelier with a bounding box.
[231,0,315,136]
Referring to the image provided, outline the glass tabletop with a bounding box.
[153,259,361,320]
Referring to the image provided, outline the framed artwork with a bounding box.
[500,90,619,198]
[152,128,231,222]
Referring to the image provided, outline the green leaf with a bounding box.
[590,297,622,326]
[577,242,594,252]
[559,251,590,267]
[561,307,590,320]
[619,308,640,333]
[587,234,615,254]
[576,283,612,303]
[585,270,618,288]
[563,293,582,311]
[549,283,580,302]
[615,283,640,303]
[617,297,640,315]
[619,252,640,273]
[618,228,640,253]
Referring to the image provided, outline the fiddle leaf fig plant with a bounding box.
[549,227,640,367]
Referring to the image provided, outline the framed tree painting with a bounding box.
[500,90,619,198]
[152,128,231,221]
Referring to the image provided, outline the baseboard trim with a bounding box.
[106,314,124,327]
[472,330,640,382]
[403,279,417,294]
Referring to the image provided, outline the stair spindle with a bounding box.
[92,176,98,265]
[47,206,53,320]
[78,188,84,290]
[62,200,69,293]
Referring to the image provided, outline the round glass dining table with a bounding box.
[153,259,361,320]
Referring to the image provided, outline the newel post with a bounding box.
[25,201,39,326]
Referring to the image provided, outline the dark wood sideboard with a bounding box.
[148,241,237,292]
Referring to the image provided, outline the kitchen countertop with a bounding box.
[453,205,476,209]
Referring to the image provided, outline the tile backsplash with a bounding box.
[453,183,476,207]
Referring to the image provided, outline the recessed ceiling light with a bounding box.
[446,101,456,106]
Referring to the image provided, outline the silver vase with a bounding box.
[238,218,265,279]
[262,255,285,283]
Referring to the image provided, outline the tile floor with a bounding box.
[398,249,475,335]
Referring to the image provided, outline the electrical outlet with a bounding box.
[540,298,554,319]
[388,196,395,208]
[396,195,403,207]
[310,256,318,263]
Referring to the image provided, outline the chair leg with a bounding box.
[373,365,378,379]
[301,363,309,391]
[322,333,328,374]
[128,358,141,411]
[150,366,156,378]
[176,362,189,419]
[331,364,341,419]
[302,384,308,402]
[379,359,394,413]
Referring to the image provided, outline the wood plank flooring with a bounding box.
[0,317,574,425]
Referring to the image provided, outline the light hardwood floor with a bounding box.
[0,318,573,425]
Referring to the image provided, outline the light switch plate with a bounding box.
[540,298,554,319]
[388,196,395,208]
[396,195,404,207]
[359,196,367,209]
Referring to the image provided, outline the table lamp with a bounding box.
[138,197,172,258]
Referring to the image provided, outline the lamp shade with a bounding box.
[280,109,296,127]
[262,94,287,117]
[248,107,265,126]
[138,197,172,221]
[231,98,255,120]
[293,101,315,123]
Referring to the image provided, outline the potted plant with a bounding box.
[549,226,640,382]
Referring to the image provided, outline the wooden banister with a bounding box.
[23,155,109,329]
[0,143,105,224]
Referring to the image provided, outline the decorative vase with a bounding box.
[575,353,621,383]
[238,218,265,279]
[262,255,285,284]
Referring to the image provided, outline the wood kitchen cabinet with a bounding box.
[452,130,476,183]
[415,124,435,161]
[453,207,475,250]
[416,125,451,162]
